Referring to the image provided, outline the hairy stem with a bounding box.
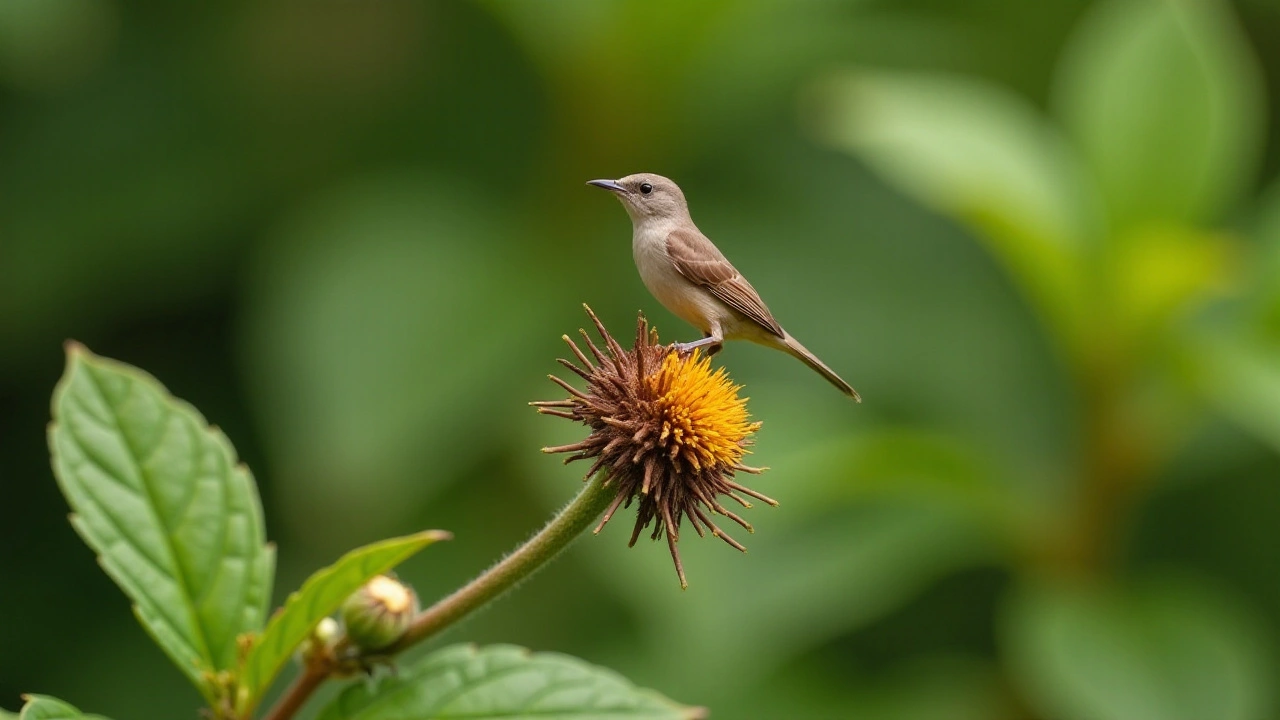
[256,474,617,720]
[392,473,616,649]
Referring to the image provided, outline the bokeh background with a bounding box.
[5,0,1280,718]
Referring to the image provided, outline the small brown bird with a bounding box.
[588,173,860,401]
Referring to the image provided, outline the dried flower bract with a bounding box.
[533,305,774,588]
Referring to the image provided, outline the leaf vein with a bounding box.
[426,664,543,714]
[80,365,217,666]
[63,456,172,573]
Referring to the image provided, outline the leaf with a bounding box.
[1248,180,1280,336]
[1003,574,1276,720]
[1055,0,1263,229]
[47,344,276,700]
[17,696,110,720]
[236,530,451,715]
[316,644,704,720]
[1188,336,1280,456]
[812,70,1093,352]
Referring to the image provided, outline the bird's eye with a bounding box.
[639,183,653,195]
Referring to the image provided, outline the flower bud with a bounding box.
[341,575,418,651]
[295,616,341,666]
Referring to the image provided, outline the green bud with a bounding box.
[342,575,418,651]
[295,616,341,666]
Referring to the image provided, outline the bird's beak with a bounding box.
[586,179,627,194]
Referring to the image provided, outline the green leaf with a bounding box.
[47,344,276,701]
[812,70,1093,352]
[1055,0,1263,229]
[1189,337,1280,456]
[1003,574,1276,720]
[1249,180,1280,336]
[236,530,451,715]
[1,708,19,720]
[317,644,704,720]
[18,695,110,720]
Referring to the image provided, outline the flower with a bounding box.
[533,305,774,588]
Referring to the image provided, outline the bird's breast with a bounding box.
[632,225,716,333]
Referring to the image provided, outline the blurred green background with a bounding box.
[5,0,1280,718]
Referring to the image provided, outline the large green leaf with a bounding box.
[317,644,703,720]
[813,70,1093,353]
[17,696,110,720]
[237,530,450,715]
[1055,0,1263,230]
[48,344,275,700]
[1003,574,1276,720]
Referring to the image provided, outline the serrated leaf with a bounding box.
[813,70,1093,352]
[237,530,450,715]
[1003,575,1276,720]
[18,695,110,720]
[316,644,705,720]
[47,344,275,701]
[1055,0,1263,229]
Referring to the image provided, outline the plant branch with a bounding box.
[256,474,617,720]
[259,667,325,720]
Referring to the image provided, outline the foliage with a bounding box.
[50,344,275,702]
[30,348,686,719]
[236,532,449,715]
[15,696,109,720]
[5,0,1280,717]
[316,644,703,720]
[809,0,1279,717]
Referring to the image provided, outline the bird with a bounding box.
[587,172,860,401]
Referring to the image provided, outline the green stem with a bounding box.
[392,474,616,649]
[255,474,617,720]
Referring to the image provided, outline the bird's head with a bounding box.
[587,173,689,224]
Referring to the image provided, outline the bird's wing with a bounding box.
[666,227,784,337]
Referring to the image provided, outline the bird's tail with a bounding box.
[781,333,861,402]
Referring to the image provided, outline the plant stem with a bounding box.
[256,474,617,720]
[260,668,325,720]
[393,473,616,649]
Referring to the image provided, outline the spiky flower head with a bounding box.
[533,305,774,588]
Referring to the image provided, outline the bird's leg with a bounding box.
[674,328,723,356]
[701,331,724,357]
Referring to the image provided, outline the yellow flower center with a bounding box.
[647,351,761,471]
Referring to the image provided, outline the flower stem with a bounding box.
[255,474,617,720]
[392,473,616,649]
